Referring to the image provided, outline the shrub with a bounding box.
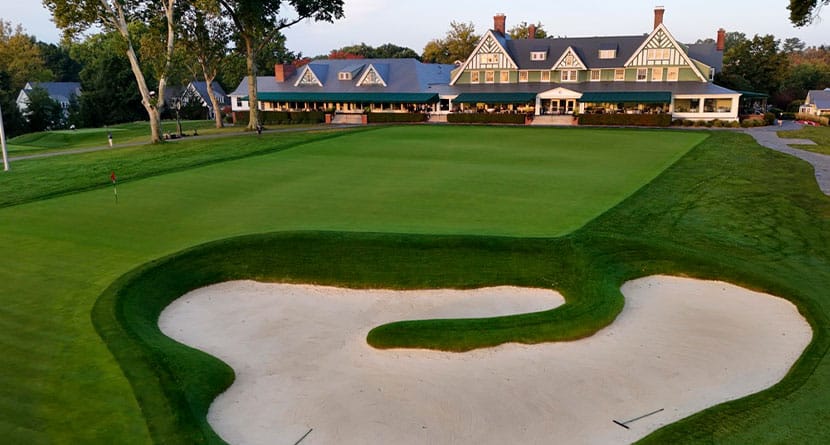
[764,112,776,125]
[367,113,429,124]
[693,120,707,127]
[682,120,694,127]
[796,112,829,126]
[781,112,796,120]
[577,113,672,127]
[712,119,724,128]
[447,113,527,124]
[235,111,325,126]
[728,121,741,128]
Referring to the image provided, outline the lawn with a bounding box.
[6,120,244,156]
[778,125,830,155]
[0,125,828,444]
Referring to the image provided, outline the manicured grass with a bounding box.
[778,125,830,154]
[1,126,829,443]
[6,120,241,155]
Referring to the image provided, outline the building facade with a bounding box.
[231,7,741,123]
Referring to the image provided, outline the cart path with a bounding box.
[745,122,830,195]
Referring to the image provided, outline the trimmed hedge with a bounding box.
[366,113,428,124]
[235,111,326,126]
[447,113,527,124]
[578,113,672,127]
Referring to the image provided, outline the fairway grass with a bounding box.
[0,126,828,444]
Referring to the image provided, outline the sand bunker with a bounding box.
[159,276,811,445]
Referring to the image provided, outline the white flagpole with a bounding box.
[0,102,9,171]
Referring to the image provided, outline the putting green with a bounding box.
[0,126,719,443]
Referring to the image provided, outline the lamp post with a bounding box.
[175,98,183,138]
[0,101,9,171]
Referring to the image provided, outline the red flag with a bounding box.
[110,171,117,183]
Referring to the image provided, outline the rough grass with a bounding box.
[778,125,830,155]
[1,126,828,444]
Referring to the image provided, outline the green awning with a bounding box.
[580,91,672,104]
[454,93,538,104]
[252,92,439,104]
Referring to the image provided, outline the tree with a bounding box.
[216,0,345,130]
[372,43,419,59]
[716,34,789,97]
[45,0,178,143]
[782,37,807,54]
[0,21,52,90]
[179,4,231,128]
[422,21,479,64]
[37,42,82,82]
[71,31,145,128]
[789,0,829,26]
[23,86,63,132]
[508,21,548,40]
[322,43,419,60]
[0,71,26,138]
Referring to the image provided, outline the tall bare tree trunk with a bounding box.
[119,22,162,143]
[244,35,258,131]
[203,71,224,128]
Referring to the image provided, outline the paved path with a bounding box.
[745,122,830,195]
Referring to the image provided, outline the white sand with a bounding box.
[159,276,812,445]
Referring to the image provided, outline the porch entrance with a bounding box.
[540,99,577,115]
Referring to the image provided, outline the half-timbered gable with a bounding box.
[357,64,389,87]
[294,65,326,87]
[552,47,587,71]
[624,24,706,81]
[451,30,518,85]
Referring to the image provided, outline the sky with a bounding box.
[2,0,828,57]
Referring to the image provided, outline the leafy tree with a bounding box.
[723,32,748,53]
[71,32,145,128]
[45,0,178,143]
[789,0,829,26]
[0,71,26,137]
[716,34,789,98]
[508,21,548,39]
[327,42,420,60]
[781,62,830,104]
[215,0,345,130]
[695,38,716,45]
[0,21,52,90]
[374,43,420,59]
[23,86,63,132]
[422,21,479,64]
[179,4,231,128]
[782,37,807,54]
[37,42,82,82]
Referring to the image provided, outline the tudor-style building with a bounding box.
[445,8,739,121]
[231,7,741,123]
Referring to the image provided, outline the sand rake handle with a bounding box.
[613,408,665,429]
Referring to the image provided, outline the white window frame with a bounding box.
[338,72,352,81]
[599,49,617,59]
[636,68,648,82]
[485,70,495,84]
[531,52,547,61]
[519,70,529,83]
[647,48,671,61]
[541,71,551,82]
[561,70,578,82]
[479,53,499,65]
[651,67,663,82]
[590,69,601,81]
[614,69,625,81]
[470,71,480,84]
[500,71,510,83]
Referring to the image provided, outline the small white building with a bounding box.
[16,82,81,116]
[800,89,830,117]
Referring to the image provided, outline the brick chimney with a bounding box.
[654,6,665,29]
[528,23,537,40]
[494,14,506,35]
[274,63,296,83]
[717,28,726,51]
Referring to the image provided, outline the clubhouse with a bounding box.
[231,7,742,123]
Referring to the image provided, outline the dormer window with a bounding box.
[479,53,499,65]
[338,72,352,81]
[599,49,617,59]
[531,51,547,61]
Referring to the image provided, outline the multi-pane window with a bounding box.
[470,71,480,83]
[651,67,663,81]
[590,70,601,81]
[500,71,510,83]
[561,70,578,82]
[541,71,551,82]
[519,71,529,82]
[646,48,671,61]
[338,72,352,81]
[636,68,648,81]
[485,71,495,83]
[667,67,679,81]
[599,49,617,59]
[531,51,547,61]
[614,69,625,81]
[479,53,499,65]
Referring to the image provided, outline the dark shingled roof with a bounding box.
[506,35,647,70]
[807,89,830,109]
[687,42,724,71]
[24,82,81,103]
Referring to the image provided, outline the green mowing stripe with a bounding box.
[2,127,829,443]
